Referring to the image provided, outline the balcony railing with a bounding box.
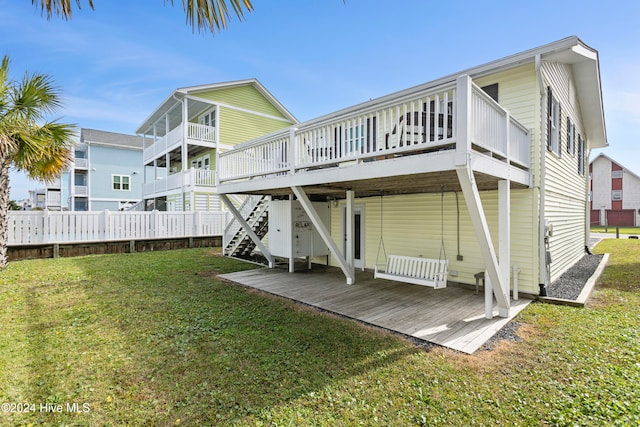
[218,76,531,183]
[143,123,216,163]
[47,192,61,206]
[74,158,88,169]
[142,169,216,196]
[74,185,88,196]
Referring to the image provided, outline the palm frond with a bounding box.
[32,0,94,19]
[10,72,62,121]
[168,0,253,34]
[13,121,76,182]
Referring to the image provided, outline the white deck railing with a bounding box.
[74,185,88,196]
[74,157,88,169]
[218,77,531,183]
[143,123,216,163]
[7,210,228,245]
[187,122,216,143]
[142,169,216,196]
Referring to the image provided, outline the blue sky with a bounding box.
[1,0,639,200]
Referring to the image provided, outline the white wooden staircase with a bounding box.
[223,195,269,259]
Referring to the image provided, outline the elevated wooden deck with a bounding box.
[218,265,532,354]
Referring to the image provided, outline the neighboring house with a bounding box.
[590,153,640,226]
[28,177,62,210]
[66,128,144,211]
[136,79,297,212]
[216,36,607,319]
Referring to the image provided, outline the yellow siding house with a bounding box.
[216,37,607,320]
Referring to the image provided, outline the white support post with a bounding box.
[291,186,355,285]
[498,179,511,317]
[289,194,295,273]
[220,194,275,268]
[484,269,493,319]
[181,99,188,174]
[455,75,472,166]
[289,127,297,175]
[512,264,520,300]
[345,190,355,280]
[456,166,510,317]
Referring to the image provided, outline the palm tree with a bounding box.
[32,0,254,34]
[0,55,75,268]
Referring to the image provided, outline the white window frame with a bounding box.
[198,108,216,128]
[550,99,561,155]
[611,170,623,179]
[190,154,210,170]
[577,134,585,176]
[112,174,131,191]
[567,117,575,155]
[612,190,622,201]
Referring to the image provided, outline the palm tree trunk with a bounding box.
[0,159,11,268]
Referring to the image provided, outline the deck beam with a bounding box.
[291,186,355,285]
[456,166,510,317]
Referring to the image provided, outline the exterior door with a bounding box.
[342,205,365,270]
[606,209,636,226]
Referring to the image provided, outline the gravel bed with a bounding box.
[545,253,604,300]
[480,253,604,352]
[479,321,522,352]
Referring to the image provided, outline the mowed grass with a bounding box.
[0,243,638,426]
[591,225,640,234]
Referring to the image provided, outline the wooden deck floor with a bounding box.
[218,265,532,354]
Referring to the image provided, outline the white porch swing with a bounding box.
[373,190,449,289]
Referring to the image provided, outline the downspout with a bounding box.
[536,54,548,296]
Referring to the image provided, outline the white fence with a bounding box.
[8,210,229,246]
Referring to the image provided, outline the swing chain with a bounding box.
[375,194,387,265]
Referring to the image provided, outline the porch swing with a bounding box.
[373,190,449,289]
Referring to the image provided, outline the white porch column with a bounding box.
[181,98,188,171]
[288,194,295,273]
[220,194,275,268]
[456,166,510,317]
[346,190,355,280]
[498,179,511,318]
[455,74,472,166]
[291,186,355,285]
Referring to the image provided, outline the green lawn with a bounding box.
[1,244,638,426]
[591,225,640,234]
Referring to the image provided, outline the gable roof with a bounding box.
[590,153,640,182]
[80,128,143,150]
[294,36,607,149]
[136,79,297,134]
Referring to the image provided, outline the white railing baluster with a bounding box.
[216,80,529,182]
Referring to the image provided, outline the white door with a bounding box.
[342,205,365,270]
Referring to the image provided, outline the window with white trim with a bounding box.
[113,175,130,191]
[577,134,585,175]
[612,190,622,201]
[612,170,623,179]
[566,116,575,155]
[198,108,216,128]
[190,154,210,170]
[547,87,561,156]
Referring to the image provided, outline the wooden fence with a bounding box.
[7,210,229,246]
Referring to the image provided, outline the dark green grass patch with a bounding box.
[1,244,638,426]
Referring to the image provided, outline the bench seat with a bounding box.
[374,255,448,289]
